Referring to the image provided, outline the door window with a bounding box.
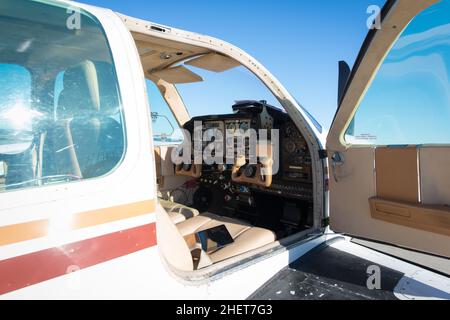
[345,0,450,146]
[0,64,33,154]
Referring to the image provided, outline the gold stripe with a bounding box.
[71,200,156,229]
[0,220,49,247]
[0,199,156,246]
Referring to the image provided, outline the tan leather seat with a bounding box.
[156,203,276,271]
[159,199,200,224]
[177,212,276,264]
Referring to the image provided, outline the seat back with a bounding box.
[156,203,194,271]
[43,60,123,178]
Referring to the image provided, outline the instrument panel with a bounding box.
[281,121,312,183]
[180,101,313,200]
[202,121,225,156]
[225,119,251,133]
[201,119,252,163]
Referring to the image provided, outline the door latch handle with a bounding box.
[331,152,344,182]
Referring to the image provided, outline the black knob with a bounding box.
[244,165,256,178]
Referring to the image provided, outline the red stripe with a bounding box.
[0,223,157,295]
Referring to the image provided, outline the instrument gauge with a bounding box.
[239,122,249,131]
[285,123,299,137]
[285,124,292,135]
[284,141,296,154]
[226,122,236,132]
[244,165,257,178]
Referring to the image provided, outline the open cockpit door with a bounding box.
[327,0,450,258]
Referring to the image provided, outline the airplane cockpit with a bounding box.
[175,100,314,239]
[125,18,320,272]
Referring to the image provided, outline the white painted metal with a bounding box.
[2,234,334,299]
[0,0,157,249]
[329,238,450,300]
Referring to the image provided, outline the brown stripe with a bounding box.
[0,199,156,246]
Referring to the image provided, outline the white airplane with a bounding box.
[0,0,449,300]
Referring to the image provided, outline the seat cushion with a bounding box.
[160,199,200,224]
[208,227,276,263]
[177,214,213,236]
[177,212,276,264]
[177,212,251,237]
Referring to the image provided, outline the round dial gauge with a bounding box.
[244,165,257,178]
[285,124,299,138]
[285,125,292,136]
[227,122,236,131]
[239,122,249,131]
[284,141,296,154]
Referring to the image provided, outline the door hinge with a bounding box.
[318,150,328,159]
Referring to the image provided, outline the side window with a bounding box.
[345,0,450,145]
[0,64,32,150]
[0,0,125,192]
[146,80,184,145]
[53,71,65,120]
[0,65,33,191]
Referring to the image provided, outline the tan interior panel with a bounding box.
[330,147,450,258]
[369,197,450,237]
[155,146,191,192]
[329,148,376,234]
[420,147,450,206]
[132,33,210,72]
[159,146,176,176]
[148,77,190,126]
[150,66,203,84]
[325,0,448,258]
[185,53,240,72]
[175,163,202,178]
[375,147,419,203]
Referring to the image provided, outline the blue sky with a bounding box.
[83,0,385,129]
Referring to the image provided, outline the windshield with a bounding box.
[175,65,283,117]
[173,62,322,134]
